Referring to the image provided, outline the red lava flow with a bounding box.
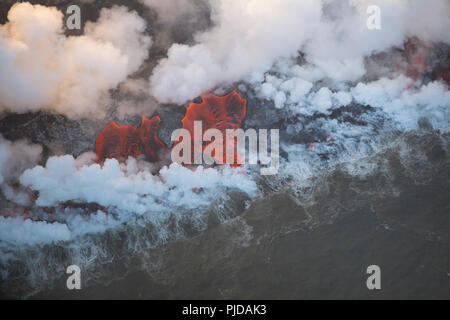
[95,91,247,166]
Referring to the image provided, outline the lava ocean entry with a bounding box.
[95,91,247,166]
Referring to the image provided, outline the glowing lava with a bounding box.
[95,91,247,166]
[176,90,247,166]
[95,116,167,163]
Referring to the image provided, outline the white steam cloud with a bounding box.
[150,0,450,104]
[0,3,151,118]
[20,155,257,214]
[0,135,42,205]
[250,57,450,130]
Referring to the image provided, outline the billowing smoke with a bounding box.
[350,75,450,129]
[150,0,322,104]
[84,5,151,74]
[150,0,450,104]
[0,135,42,205]
[0,2,151,118]
[251,58,450,129]
[19,154,257,214]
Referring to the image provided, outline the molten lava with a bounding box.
[95,116,167,163]
[95,91,247,166]
[177,90,247,165]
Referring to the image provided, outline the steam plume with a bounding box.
[0,3,151,118]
